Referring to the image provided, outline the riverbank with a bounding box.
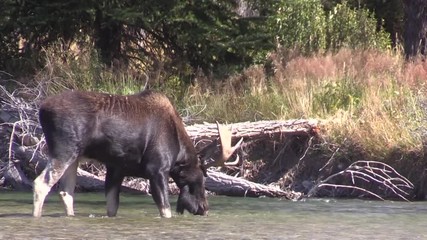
[1,48,426,200]
[0,88,423,200]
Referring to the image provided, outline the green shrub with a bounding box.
[271,0,391,53]
[313,78,363,115]
[326,2,391,50]
[272,0,326,54]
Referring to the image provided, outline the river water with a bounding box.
[0,191,426,239]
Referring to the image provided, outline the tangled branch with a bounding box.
[308,160,415,201]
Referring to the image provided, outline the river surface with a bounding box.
[0,191,426,239]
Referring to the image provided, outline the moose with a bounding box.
[33,90,241,218]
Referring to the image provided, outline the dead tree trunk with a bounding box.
[206,170,301,199]
[403,0,427,59]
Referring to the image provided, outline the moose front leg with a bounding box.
[150,172,172,218]
[105,166,124,217]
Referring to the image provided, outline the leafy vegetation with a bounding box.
[272,1,390,54]
[272,0,327,53]
[0,0,272,78]
[0,0,395,78]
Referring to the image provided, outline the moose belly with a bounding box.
[82,139,148,177]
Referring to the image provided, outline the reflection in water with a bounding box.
[0,192,426,239]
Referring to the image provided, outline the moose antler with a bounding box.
[200,122,244,168]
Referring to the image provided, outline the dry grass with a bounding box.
[31,46,145,96]
[30,46,427,162]
[183,48,427,160]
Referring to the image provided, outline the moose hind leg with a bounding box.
[33,159,72,217]
[105,166,124,217]
[59,160,79,216]
[150,172,172,218]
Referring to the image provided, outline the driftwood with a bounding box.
[187,119,319,147]
[206,170,302,199]
[307,160,415,201]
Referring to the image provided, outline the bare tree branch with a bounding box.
[308,160,415,201]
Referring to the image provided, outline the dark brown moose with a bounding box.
[33,90,241,218]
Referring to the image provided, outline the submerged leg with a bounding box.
[150,172,171,218]
[105,166,124,217]
[59,160,79,216]
[33,160,71,217]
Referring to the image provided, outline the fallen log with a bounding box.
[187,119,319,148]
[206,170,301,199]
[4,160,32,190]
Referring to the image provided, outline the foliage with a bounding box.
[271,0,391,54]
[326,2,391,50]
[272,0,326,53]
[347,0,404,47]
[0,0,92,70]
[1,0,399,81]
[313,78,363,115]
[0,0,273,79]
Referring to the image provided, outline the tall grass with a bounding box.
[34,45,144,95]
[183,48,427,159]
[33,46,427,161]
